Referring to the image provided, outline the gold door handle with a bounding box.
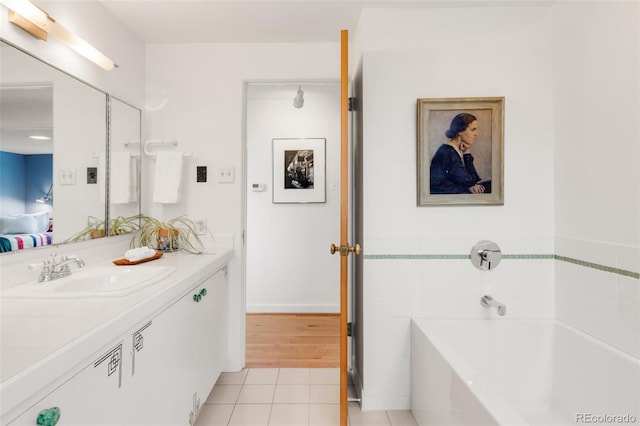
[330,243,361,256]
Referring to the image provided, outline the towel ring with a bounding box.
[143,139,193,158]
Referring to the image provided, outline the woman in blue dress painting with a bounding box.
[429,113,488,194]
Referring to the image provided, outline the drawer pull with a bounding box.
[36,407,60,426]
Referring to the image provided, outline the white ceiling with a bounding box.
[98,0,531,44]
[0,85,53,155]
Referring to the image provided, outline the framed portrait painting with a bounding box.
[417,97,504,206]
[272,138,326,204]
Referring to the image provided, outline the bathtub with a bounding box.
[411,319,640,425]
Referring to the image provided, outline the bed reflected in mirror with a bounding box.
[0,82,54,252]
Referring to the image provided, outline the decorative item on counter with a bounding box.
[113,250,163,266]
[125,247,156,261]
[131,215,207,254]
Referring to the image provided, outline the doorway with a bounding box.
[243,81,341,367]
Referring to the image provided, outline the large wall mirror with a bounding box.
[0,40,142,254]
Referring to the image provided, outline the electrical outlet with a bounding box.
[195,219,207,235]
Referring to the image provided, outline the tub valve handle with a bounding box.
[470,241,501,271]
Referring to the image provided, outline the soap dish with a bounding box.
[113,252,163,266]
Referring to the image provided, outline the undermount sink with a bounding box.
[2,265,175,298]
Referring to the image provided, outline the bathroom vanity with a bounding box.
[0,246,233,426]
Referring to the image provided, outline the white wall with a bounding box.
[246,86,340,313]
[0,0,145,106]
[553,1,640,358]
[144,42,341,370]
[357,6,556,410]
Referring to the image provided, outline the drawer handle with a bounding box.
[36,407,60,426]
[193,288,207,302]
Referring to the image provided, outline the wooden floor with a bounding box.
[246,313,340,368]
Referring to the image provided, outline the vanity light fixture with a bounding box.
[1,0,118,71]
[36,184,52,203]
[293,85,304,108]
[28,135,51,140]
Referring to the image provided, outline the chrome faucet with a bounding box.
[31,253,85,282]
[480,295,506,316]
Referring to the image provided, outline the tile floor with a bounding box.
[194,368,417,426]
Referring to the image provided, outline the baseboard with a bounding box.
[246,304,339,313]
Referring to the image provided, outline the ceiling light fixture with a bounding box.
[293,85,304,108]
[1,0,118,71]
[29,135,51,140]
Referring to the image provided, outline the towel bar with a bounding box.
[143,139,193,158]
[92,152,140,158]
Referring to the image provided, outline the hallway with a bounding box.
[246,314,339,368]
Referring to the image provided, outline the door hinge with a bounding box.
[348,97,357,112]
[347,322,353,337]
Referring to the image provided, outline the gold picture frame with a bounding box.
[417,97,504,206]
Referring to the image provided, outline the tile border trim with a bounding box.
[363,253,639,279]
[554,255,639,279]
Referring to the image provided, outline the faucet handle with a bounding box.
[470,241,502,271]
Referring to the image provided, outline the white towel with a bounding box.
[124,247,156,262]
[153,151,184,204]
[111,152,138,204]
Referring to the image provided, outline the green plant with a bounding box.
[108,215,143,236]
[131,215,206,254]
[66,215,142,242]
[65,216,105,242]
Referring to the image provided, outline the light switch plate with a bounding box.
[218,167,235,183]
[196,166,207,183]
[60,168,76,185]
[87,167,98,184]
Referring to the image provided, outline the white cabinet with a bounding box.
[6,267,228,426]
[7,342,131,425]
[127,267,228,425]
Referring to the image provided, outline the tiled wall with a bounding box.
[359,235,557,411]
[555,237,640,359]
[358,237,639,411]
[355,1,639,412]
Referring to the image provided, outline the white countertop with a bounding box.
[0,247,233,420]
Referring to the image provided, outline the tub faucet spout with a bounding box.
[481,295,506,316]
